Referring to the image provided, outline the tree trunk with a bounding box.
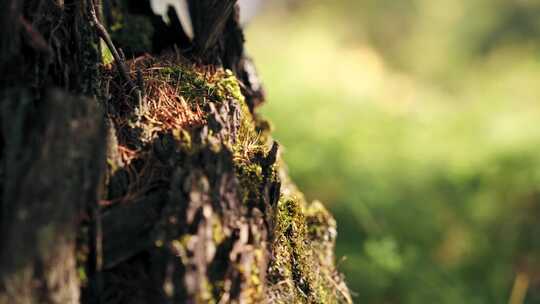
[0,1,351,303]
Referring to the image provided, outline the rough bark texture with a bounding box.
[0,1,351,303]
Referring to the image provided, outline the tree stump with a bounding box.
[0,1,351,303]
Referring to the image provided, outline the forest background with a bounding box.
[246,1,540,303]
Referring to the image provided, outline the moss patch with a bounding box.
[103,54,253,159]
[100,54,350,303]
[268,194,352,304]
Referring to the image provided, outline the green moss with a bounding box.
[215,70,245,102]
[116,61,255,148]
[305,201,337,244]
[268,197,351,304]
[101,40,114,65]
[157,66,244,109]
[211,214,225,245]
[78,266,88,285]
[204,70,345,302]
[235,162,263,205]
[269,198,313,302]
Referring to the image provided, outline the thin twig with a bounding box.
[88,0,139,99]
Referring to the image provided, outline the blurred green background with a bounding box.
[245,0,540,303]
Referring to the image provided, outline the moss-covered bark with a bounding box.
[0,1,351,303]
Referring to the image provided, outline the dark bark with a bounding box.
[0,1,351,303]
[1,1,104,303]
[0,89,105,303]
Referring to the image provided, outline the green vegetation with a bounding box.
[247,1,540,303]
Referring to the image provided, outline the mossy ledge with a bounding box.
[95,54,351,303]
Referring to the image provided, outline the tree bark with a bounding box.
[0,1,351,303]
